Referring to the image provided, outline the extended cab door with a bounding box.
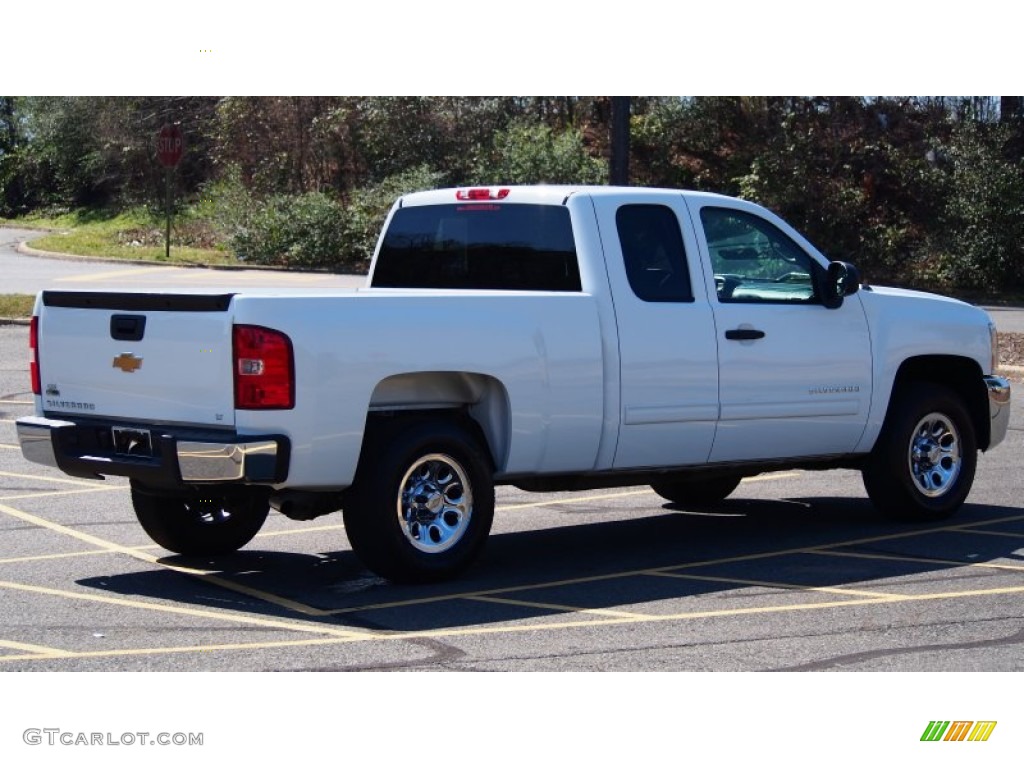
[686,199,872,462]
[590,191,719,469]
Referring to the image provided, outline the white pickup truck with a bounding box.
[17,185,1011,582]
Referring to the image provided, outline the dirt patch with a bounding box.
[998,332,1024,378]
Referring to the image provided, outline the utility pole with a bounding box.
[610,96,631,186]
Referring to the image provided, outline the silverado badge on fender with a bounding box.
[112,353,143,373]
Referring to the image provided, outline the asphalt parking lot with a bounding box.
[1,324,1023,672]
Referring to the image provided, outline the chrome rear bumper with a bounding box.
[16,415,288,486]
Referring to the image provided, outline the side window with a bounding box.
[700,207,819,304]
[615,205,693,303]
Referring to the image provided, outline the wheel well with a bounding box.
[890,356,990,449]
[367,372,509,469]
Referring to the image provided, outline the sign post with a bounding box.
[156,124,184,260]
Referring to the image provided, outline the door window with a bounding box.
[700,207,819,304]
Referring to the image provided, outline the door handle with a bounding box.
[725,328,765,341]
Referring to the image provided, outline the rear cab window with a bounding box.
[615,204,693,303]
[372,203,581,291]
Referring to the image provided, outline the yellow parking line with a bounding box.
[2,464,1020,665]
[467,595,655,620]
[497,489,654,511]
[0,521,343,565]
[1,469,811,619]
[0,639,68,656]
[495,472,802,512]
[0,501,329,617]
[0,635,360,663]
[58,267,172,283]
[0,549,113,565]
[0,501,157,556]
[0,579,372,639]
[17,582,1024,665]
[648,571,906,599]
[394,584,1024,643]
[812,548,1024,572]
[0,486,124,502]
[0,443,19,449]
[255,522,346,538]
[955,528,1024,540]
[322,513,1024,616]
[0,470,114,489]
[4,577,1024,665]
[0,400,33,405]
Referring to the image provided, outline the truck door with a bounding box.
[687,201,872,462]
[591,192,720,469]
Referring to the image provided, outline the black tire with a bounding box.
[651,475,742,506]
[343,417,494,583]
[862,382,977,522]
[131,487,269,555]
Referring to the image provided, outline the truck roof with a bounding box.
[398,185,740,208]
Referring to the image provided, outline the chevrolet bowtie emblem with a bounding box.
[112,353,143,373]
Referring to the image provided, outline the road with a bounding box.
[0,228,366,295]
[1,322,1022,673]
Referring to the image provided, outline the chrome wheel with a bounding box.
[397,453,473,554]
[907,412,962,498]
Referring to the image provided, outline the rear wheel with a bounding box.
[651,475,742,506]
[343,418,494,583]
[131,487,269,555]
[862,383,977,521]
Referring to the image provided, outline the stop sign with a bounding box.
[157,124,184,168]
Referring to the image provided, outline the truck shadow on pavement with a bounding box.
[77,497,1024,635]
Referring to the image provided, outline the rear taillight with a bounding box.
[29,315,41,396]
[233,325,294,409]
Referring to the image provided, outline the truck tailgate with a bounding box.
[36,292,236,427]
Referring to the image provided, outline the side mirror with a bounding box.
[822,261,861,309]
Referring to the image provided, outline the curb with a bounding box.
[15,239,281,271]
[0,317,31,327]
[14,239,366,278]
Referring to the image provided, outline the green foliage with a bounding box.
[203,164,445,271]
[0,294,35,318]
[192,166,257,242]
[0,96,219,215]
[343,165,447,268]
[477,120,606,185]
[229,192,347,270]
[933,122,1024,290]
[4,96,1024,292]
[23,207,235,265]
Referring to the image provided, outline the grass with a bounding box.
[0,294,35,318]
[1,208,239,267]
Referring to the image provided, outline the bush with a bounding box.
[475,120,606,185]
[343,165,447,269]
[932,122,1024,291]
[227,192,347,269]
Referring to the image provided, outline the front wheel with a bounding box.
[343,418,494,583]
[862,383,977,522]
[131,487,269,555]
